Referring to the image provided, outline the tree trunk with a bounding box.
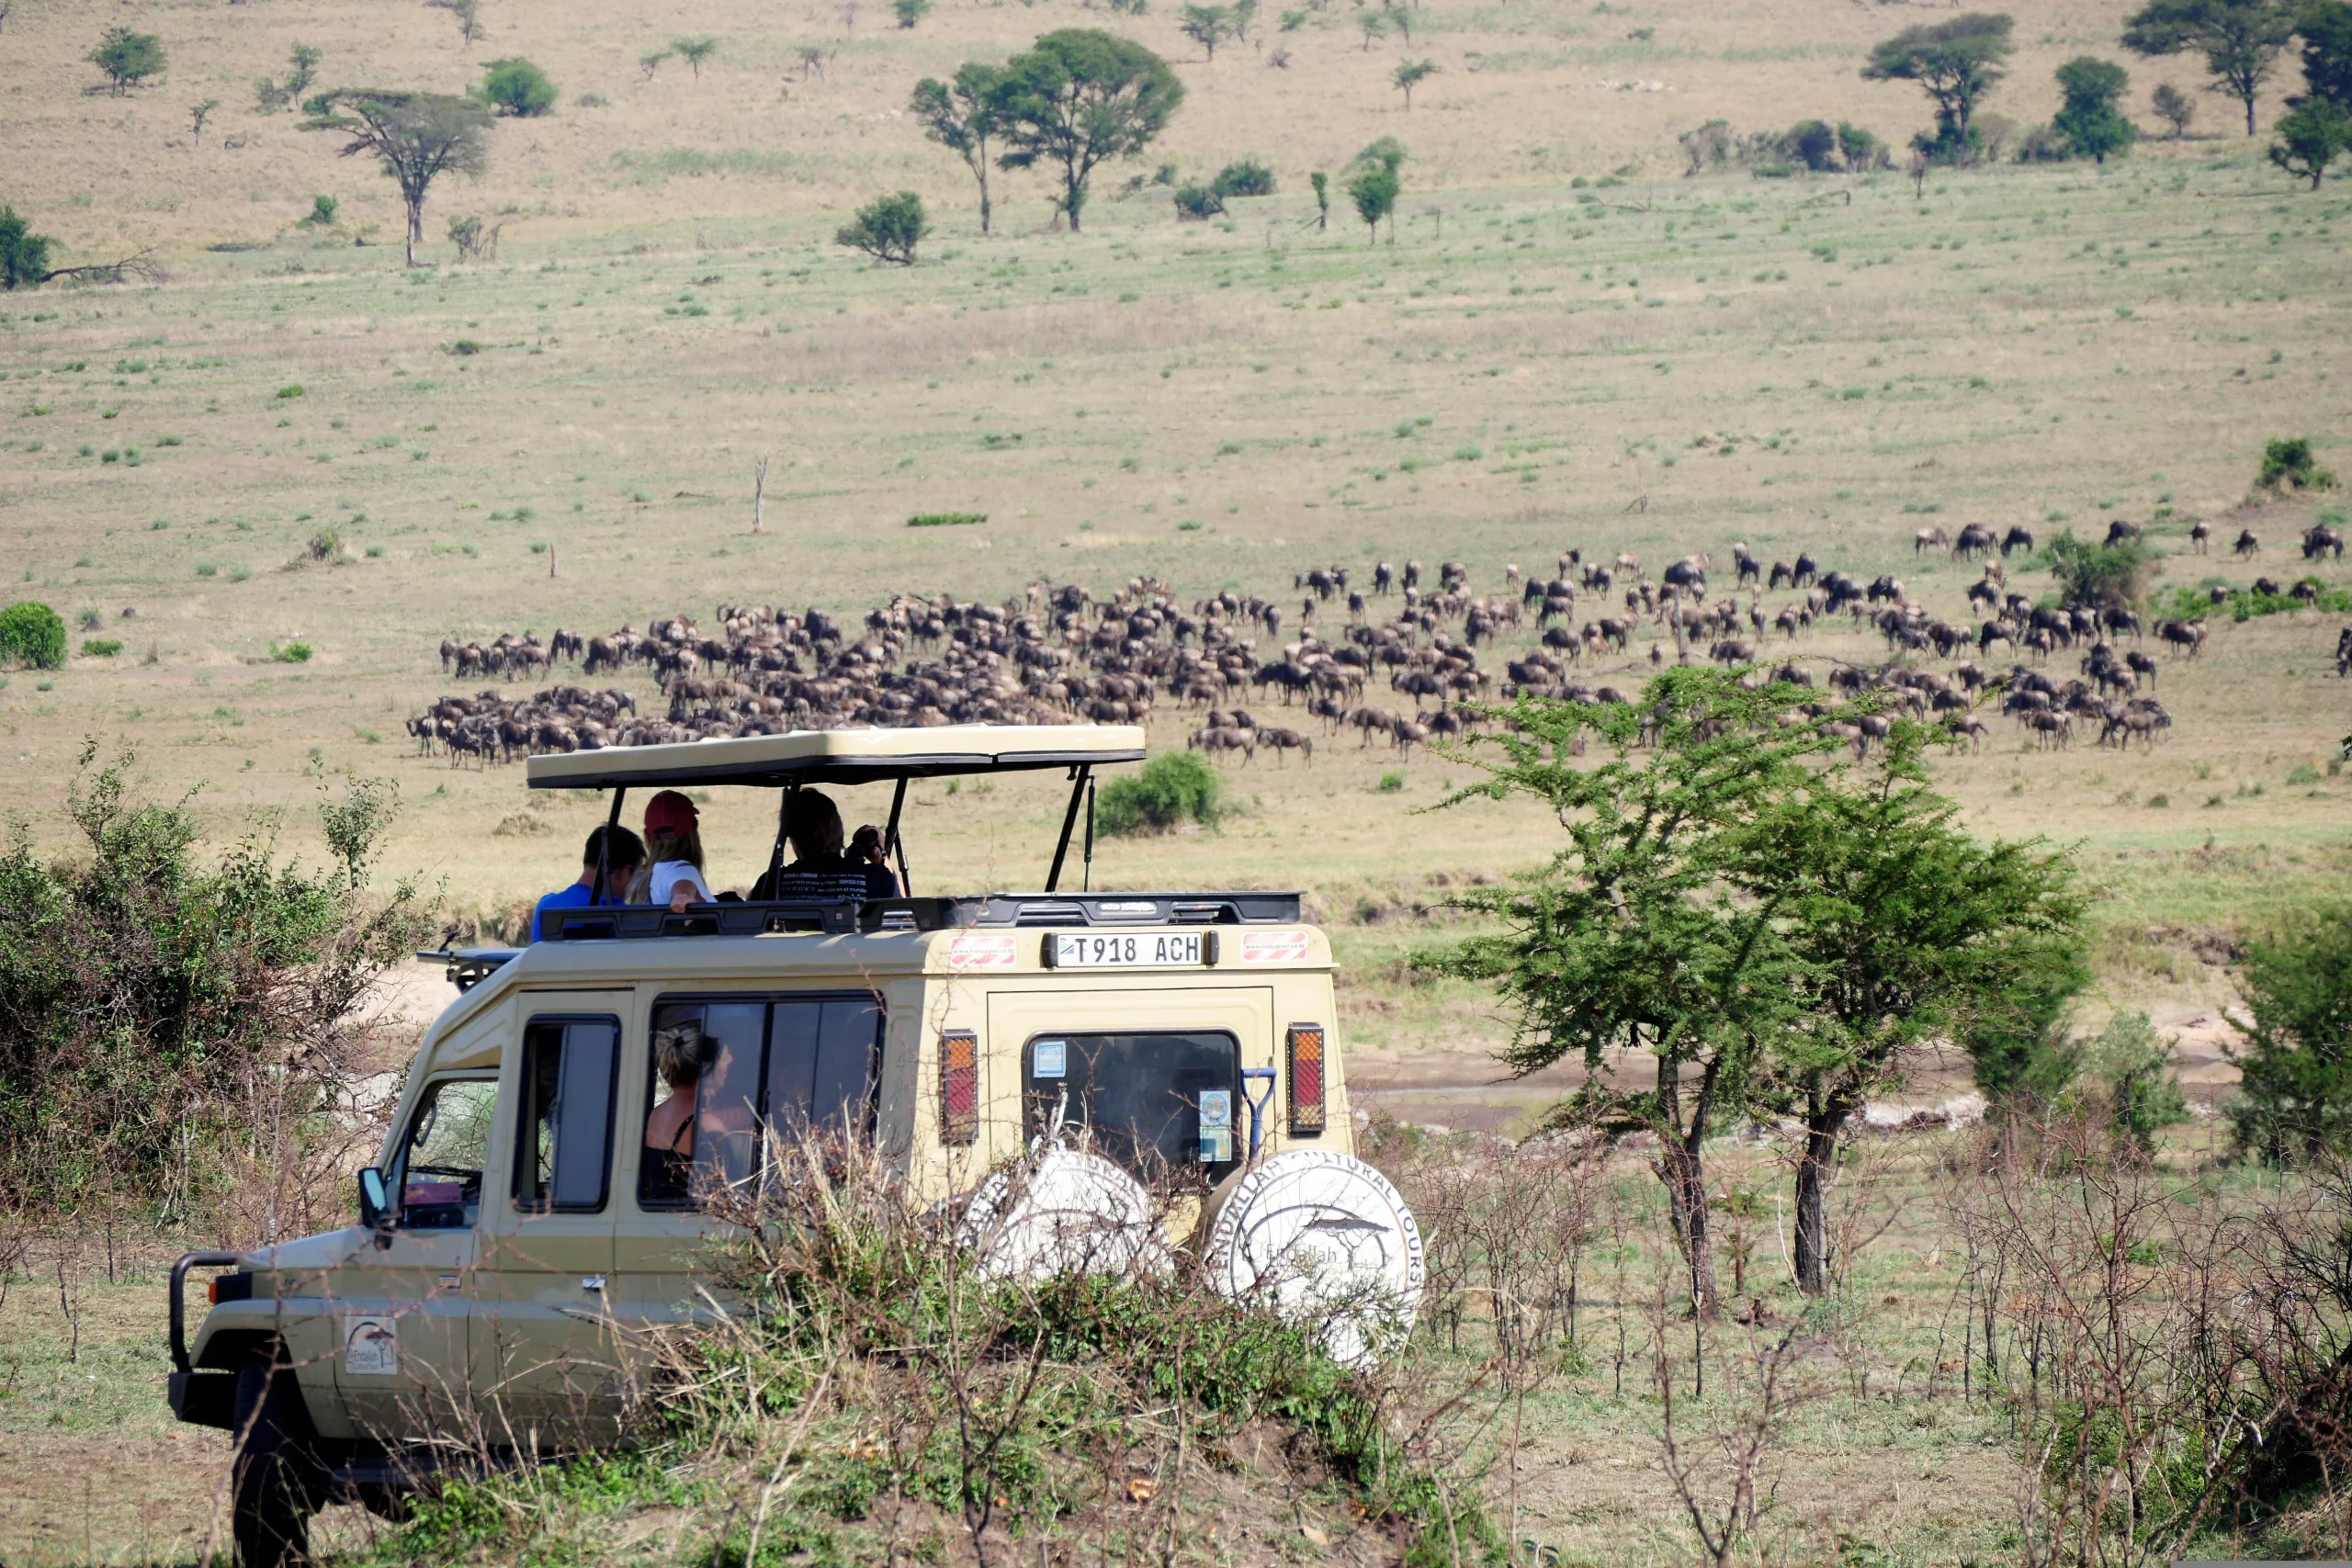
[1656,1051,1721,1319]
[1794,1089,1852,1296]
[404,196,424,267]
[978,170,991,235]
[2243,92,2256,139]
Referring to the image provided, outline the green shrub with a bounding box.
[894,0,933,26]
[272,640,314,663]
[1377,770,1406,793]
[1215,156,1275,197]
[479,56,558,116]
[0,749,430,1215]
[1097,750,1225,835]
[1172,181,1226,220]
[2258,436,2337,491]
[1785,118,1838,169]
[2040,529,2152,612]
[0,601,67,670]
[2229,904,2352,1165]
[276,384,304,399]
[300,195,338,228]
[836,190,928,265]
[80,638,123,659]
[906,511,987,527]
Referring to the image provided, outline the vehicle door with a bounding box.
[475,1000,626,1447]
[984,986,1274,1188]
[608,993,884,1344]
[332,1071,498,1439]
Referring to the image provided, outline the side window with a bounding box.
[514,1018,620,1213]
[640,995,884,1210]
[392,1077,498,1229]
[766,998,883,1135]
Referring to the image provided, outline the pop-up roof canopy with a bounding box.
[525,724,1147,792]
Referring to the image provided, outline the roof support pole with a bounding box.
[766,781,798,891]
[884,775,910,895]
[1044,764,1091,893]
[595,786,628,908]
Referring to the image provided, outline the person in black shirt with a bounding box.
[750,790,900,899]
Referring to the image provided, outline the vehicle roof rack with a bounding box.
[525,723,1147,791]
[535,891,1305,942]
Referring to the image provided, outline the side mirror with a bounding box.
[356,1168,391,1230]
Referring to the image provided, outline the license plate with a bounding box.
[1046,931,1203,969]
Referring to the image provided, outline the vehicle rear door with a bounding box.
[476,997,628,1447]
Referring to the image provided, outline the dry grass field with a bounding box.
[4,0,2352,1558]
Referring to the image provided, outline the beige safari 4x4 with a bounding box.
[165,724,1424,1566]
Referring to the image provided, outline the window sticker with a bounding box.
[1034,1040,1068,1079]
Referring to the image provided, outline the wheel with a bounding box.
[232,1360,325,1568]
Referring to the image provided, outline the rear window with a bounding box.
[1023,1031,1240,1185]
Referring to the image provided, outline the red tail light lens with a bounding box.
[941,1030,978,1145]
[1286,1023,1326,1136]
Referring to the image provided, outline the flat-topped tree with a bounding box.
[2122,0,2298,136]
[910,63,1005,233]
[2054,56,2138,162]
[1861,12,2014,161]
[88,27,166,96]
[303,91,491,266]
[989,30,1183,232]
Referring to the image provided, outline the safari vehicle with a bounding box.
[164,724,1422,1566]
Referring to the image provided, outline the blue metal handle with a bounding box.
[1240,1068,1277,1162]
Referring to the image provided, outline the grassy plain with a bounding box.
[4,0,2352,1558]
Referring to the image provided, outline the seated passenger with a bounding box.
[639,1021,705,1206]
[751,790,899,900]
[629,790,715,912]
[531,825,647,941]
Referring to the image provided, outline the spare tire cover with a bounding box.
[1201,1149,1425,1367]
[959,1145,1170,1284]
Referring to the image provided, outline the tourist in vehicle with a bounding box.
[531,824,646,941]
[629,790,715,911]
[639,1020,704,1205]
[750,790,899,899]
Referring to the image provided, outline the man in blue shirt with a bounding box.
[533,825,647,941]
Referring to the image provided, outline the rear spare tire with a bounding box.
[958,1144,1170,1283]
[1201,1149,1425,1368]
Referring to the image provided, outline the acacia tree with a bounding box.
[1178,4,1241,61]
[989,29,1183,231]
[88,28,166,95]
[1422,671,1826,1319]
[2301,0,2352,109]
[2152,80,2197,135]
[672,36,719,80]
[1748,724,2086,1295]
[2228,904,2352,1163]
[2054,55,2138,162]
[836,190,928,264]
[2123,0,2298,135]
[910,63,1004,233]
[1393,58,1438,108]
[1861,12,2015,160]
[303,90,492,266]
[2270,95,2352,184]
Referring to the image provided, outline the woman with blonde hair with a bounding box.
[628,790,714,911]
[639,1020,706,1205]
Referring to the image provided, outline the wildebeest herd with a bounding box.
[410,529,2342,767]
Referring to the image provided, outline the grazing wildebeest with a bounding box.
[1914,525,1950,553]
[2337,626,2352,677]
[2233,528,2260,558]
[2104,519,2143,546]
[2001,525,2036,556]
[2156,618,2209,658]
[2025,710,2073,750]
[1374,561,1396,595]
[1188,726,1256,764]
[1258,727,1314,766]
[1940,712,1988,751]
[1952,524,1998,559]
[2304,524,2345,560]
[2188,520,2211,555]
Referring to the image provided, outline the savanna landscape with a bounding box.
[4,0,2352,1559]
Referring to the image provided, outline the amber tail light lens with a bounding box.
[941,1030,978,1145]
[1286,1023,1326,1135]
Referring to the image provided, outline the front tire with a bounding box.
[232,1360,324,1568]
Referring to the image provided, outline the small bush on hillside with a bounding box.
[894,0,933,27]
[2259,436,2338,491]
[1216,156,1274,196]
[1786,118,1839,170]
[87,28,166,95]
[2041,529,2153,612]
[1172,181,1226,219]
[81,638,123,659]
[0,207,55,292]
[0,602,66,671]
[271,640,314,663]
[836,190,928,265]
[300,195,338,228]
[1097,750,1225,834]
[2152,82,2194,137]
[480,57,558,117]
[906,512,986,527]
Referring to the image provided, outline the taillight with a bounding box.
[941,1030,978,1145]
[208,1272,254,1305]
[1286,1023,1326,1135]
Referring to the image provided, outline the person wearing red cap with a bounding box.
[634,789,714,911]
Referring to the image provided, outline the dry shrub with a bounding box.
[382,1128,1497,1568]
